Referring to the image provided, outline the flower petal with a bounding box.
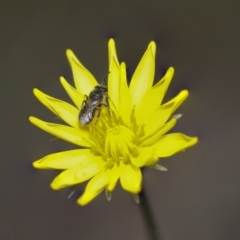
[140,118,177,147]
[66,49,98,95]
[120,162,142,194]
[118,63,132,126]
[162,89,189,114]
[131,146,158,167]
[107,163,120,191]
[143,102,175,132]
[60,76,84,109]
[108,39,119,66]
[135,67,174,122]
[50,157,105,190]
[33,88,80,129]
[129,42,156,105]
[140,90,188,136]
[155,133,199,157]
[29,116,91,147]
[33,149,96,169]
[108,55,121,114]
[78,171,109,206]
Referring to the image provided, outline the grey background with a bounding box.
[1,0,240,239]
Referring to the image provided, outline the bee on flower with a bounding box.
[29,39,198,206]
[78,82,109,125]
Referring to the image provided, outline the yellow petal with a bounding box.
[162,90,189,114]
[135,67,174,122]
[108,39,119,66]
[60,76,84,109]
[140,90,188,136]
[29,116,91,147]
[108,56,121,114]
[120,162,142,194]
[130,146,158,167]
[143,102,175,133]
[144,155,160,166]
[152,67,175,103]
[107,163,120,191]
[129,42,156,105]
[33,149,95,169]
[140,118,177,147]
[33,88,79,129]
[51,157,105,190]
[78,171,109,206]
[118,63,132,125]
[66,49,98,95]
[155,133,198,157]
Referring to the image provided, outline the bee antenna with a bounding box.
[101,71,111,86]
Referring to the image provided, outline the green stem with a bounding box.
[139,189,161,240]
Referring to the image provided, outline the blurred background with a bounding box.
[1,0,240,239]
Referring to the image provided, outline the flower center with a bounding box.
[104,125,135,161]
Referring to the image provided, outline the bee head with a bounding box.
[95,85,107,92]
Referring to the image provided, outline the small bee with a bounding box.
[79,82,109,125]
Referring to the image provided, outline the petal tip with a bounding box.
[149,41,156,48]
[185,136,199,148]
[165,67,175,79]
[77,196,88,206]
[29,116,36,123]
[66,49,79,64]
[130,188,142,195]
[180,89,189,98]
[50,182,59,190]
[66,49,74,57]
[168,66,175,73]
[59,76,68,87]
[32,160,43,169]
[29,116,44,128]
[33,88,41,97]
[60,76,65,82]
[192,137,199,145]
[120,62,126,68]
[148,41,156,55]
[108,38,115,45]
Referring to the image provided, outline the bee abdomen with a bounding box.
[79,110,94,125]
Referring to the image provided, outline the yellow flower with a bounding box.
[29,39,198,206]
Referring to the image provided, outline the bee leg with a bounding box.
[101,97,111,114]
[105,95,118,114]
[81,95,88,108]
[105,96,111,113]
[101,103,111,109]
[94,97,111,125]
[94,107,102,124]
[94,103,108,125]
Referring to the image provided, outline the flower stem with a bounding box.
[139,189,161,240]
